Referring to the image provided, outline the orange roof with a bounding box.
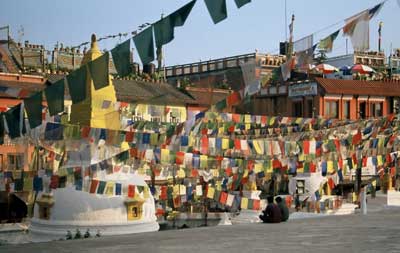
[315,77,400,96]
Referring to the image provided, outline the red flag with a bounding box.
[234,139,241,150]
[303,140,310,155]
[81,126,91,138]
[225,167,232,176]
[253,199,261,210]
[310,162,316,173]
[89,180,99,194]
[232,114,241,123]
[160,186,168,200]
[128,185,135,198]
[125,131,134,142]
[176,151,185,165]
[191,169,199,177]
[328,178,335,190]
[352,131,362,145]
[220,191,228,205]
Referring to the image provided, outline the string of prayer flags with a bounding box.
[234,0,251,8]
[133,27,155,65]
[294,35,313,53]
[318,30,340,53]
[204,0,227,24]
[88,52,110,90]
[45,79,65,116]
[67,66,87,104]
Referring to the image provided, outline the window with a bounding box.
[293,101,303,117]
[370,102,383,117]
[296,180,305,194]
[343,101,350,119]
[7,153,24,170]
[325,100,339,118]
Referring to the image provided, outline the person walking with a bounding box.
[275,196,289,222]
[259,196,281,223]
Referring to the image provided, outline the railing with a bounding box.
[165,53,256,78]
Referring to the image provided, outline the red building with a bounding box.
[253,77,400,120]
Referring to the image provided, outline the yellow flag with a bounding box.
[254,163,262,173]
[173,185,180,196]
[200,155,208,168]
[222,138,229,149]
[161,149,170,165]
[241,197,249,209]
[245,123,251,130]
[177,168,186,178]
[212,169,219,177]
[207,187,215,199]
[377,155,383,166]
[104,181,115,196]
[327,161,334,174]
[143,186,150,199]
[265,161,273,173]
[245,114,251,123]
[253,140,264,155]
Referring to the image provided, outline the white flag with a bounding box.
[226,194,235,207]
[195,184,203,196]
[294,35,313,53]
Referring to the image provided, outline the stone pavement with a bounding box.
[2,196,400,253]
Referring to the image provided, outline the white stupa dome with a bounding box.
[30,172,159,242]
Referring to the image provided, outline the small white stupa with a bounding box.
[29,172,159,242]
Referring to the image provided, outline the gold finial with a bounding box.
[91,34,96,43]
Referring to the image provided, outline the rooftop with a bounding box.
[315,77,400,97]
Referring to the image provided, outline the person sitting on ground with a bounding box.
[275,197,289,222]
[259,196,281,223]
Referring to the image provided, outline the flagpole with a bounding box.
[285,0,288,41]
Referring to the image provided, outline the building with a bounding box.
[324,51,386,69]
[252,77,400,120]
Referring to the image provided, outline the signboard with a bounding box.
[288,82,317,97]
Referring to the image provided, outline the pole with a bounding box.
[378,22,382,52]
[285,0,288,42]
[346,39,348,55]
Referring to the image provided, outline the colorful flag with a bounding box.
[318,30,340,53]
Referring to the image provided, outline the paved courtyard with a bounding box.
[2,196,400,253]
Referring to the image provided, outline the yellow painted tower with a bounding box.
[70,34,121,130]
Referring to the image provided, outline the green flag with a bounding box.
[67,66,87,104]
[171,0,196,26]
[204,0,227,24]
[88,52,109,90]
[24,91,42,128]
[153,0,196,48]
[318,30,340,53]
[111,39,131,77]
[234,0,251,8]
[45,79,65,116]
[154,17,174,48]
[5,104,25,139]
[133,27,155,65]
[215,99,227,111]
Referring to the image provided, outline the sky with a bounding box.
[0,0,399,66]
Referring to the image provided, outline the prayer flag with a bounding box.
[133,27,155,65]
[115,183,122,196]
[24,91,42,128]
[111,39,131,77]
[207,186,215,199]
[204,0,227,24]
[220,191,228,205]
[89,180,99,194]
[343,10,370,51]
[5,104,25,139]
[88,52,109,90]
[234,0,251,8]
[294,34,313,53]
[128,184,135,198]
[67,66,87,104]
[226,194,235,206]
[318,30,340,53]
[241,197,248,209]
